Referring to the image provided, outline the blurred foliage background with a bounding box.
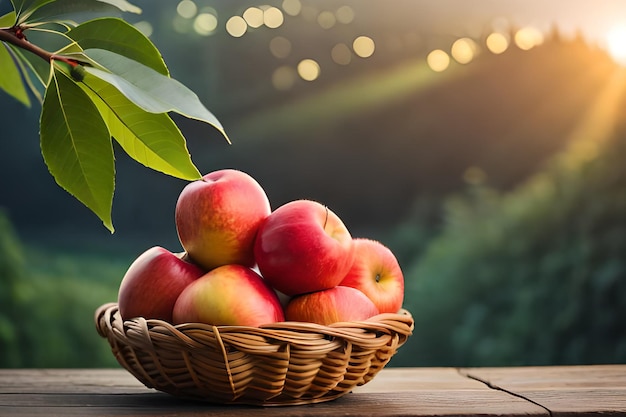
[1,0,625,367]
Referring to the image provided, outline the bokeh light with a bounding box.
[336,6,355,24]
[514,26,544,50]
[172,15,190,33]
[318,11,336,29]
[427,49,450,72]
[243,7,264,28]
[193,12,217,36]
[282,0,301,17]
[331,43,352,65]
[133,21,153,37]
[176,0,197,19]
[272,65,297,90]
[226,15,247,37]
[451,37,478,64]
[297,59,320,81]
[264,7,284,29]
[353,36,375,58]
[269,36,292,58]
[486,32,509,54]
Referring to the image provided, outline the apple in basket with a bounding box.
[175,169,271,271]
[285,286,379,325]
[254,199,355,296]
[172,264,285,326]
[117,246,205,322]
[339,238,405,313]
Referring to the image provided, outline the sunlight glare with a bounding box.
[607,26,626,65]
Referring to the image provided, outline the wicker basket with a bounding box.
[95,302,413,406]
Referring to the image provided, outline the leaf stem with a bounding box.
[0,26,76,66]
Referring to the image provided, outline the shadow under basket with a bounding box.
[95,302,414,406]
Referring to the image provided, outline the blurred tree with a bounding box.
[0,215,125,367]
[0,209,24,366]
[397,113,626,366]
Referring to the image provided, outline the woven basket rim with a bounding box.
[95,302,414,337]
[95,302,414,406]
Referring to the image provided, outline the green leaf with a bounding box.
[8,43,50,87]
[80,71,202,180]
[9,0,23,14]
[0,43,31,106]
[83,48,230,143]
[10,0,54,16]
[40,67,115,232]
[6,44,44,103]
[23,0,141,23]
[13,0,55,23]
[0,11,17,28]
[67,17,167,75]
[95,0,141,14]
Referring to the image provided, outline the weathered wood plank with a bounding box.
[461,365,626,416]
[0,368,146,394]
[355,367,487,391]
[0,390,547,417]
[3,366,624,416]
[0,368,547,416]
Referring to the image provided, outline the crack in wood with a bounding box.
[456,368,553,417]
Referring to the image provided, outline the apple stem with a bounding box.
[375,273,381,283]
[323,206,329,230]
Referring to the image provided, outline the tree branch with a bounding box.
[0,26,76,66]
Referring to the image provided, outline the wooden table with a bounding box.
[1,365,625,416]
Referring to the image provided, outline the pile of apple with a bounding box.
[117,169,405,327]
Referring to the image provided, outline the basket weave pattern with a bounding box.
[95,302,413,406]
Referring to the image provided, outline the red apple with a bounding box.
[253,199,355,296]
[175,169,271,271]
[285,286,379,325]
[172,264,284,327]
[117,246,205,322]
[339,238,404,313]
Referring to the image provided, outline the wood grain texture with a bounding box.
[1,366,624,416]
